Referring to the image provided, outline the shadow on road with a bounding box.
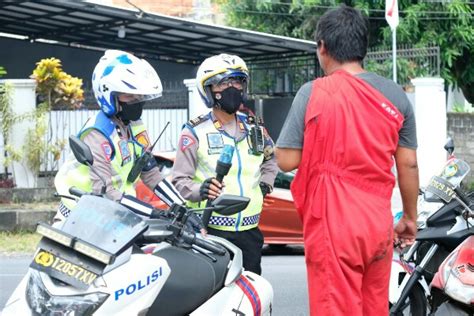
[262,244,305,256]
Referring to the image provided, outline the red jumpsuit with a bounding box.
[291,70,404,315]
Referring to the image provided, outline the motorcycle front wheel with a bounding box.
[390,283,427,316]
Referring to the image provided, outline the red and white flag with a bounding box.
[385,0,399,30]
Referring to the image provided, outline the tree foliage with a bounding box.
[0,66,6,78]
[31,57,84,110]
[217,0,474,102]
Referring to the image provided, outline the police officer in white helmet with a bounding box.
[54,50,197,228]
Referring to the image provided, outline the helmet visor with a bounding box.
[115,93,161,105]
[203,71,248,87]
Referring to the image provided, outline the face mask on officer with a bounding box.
[211,78,245,114]
[117,101,145,122]
[212,87,243,114]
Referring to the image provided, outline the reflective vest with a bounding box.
[55,112,148,209]
[187,112,264,232]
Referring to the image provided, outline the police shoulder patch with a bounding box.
[187,114,208,128]
[101,142,113,162]
[180,135,196,152]
[136,131,150,149]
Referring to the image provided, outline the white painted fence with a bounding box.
[1,76,448,188]
[0,108,187,176]
[43,108,188,172]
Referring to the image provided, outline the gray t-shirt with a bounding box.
[276,72,417,149]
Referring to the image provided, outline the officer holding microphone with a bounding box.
[172,53,278,275]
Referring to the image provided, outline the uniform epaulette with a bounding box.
[187,114,209,128]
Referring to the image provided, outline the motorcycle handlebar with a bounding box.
[181,230,226,256]
[69,187,87,197]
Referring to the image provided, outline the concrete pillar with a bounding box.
[183,79,209,120]
[0,79,37,188]
[411,77,446,187]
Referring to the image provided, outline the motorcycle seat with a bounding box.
[148,245,230,315]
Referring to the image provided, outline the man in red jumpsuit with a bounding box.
[275,5,419,316]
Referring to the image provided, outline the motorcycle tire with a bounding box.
[390,283,427,316]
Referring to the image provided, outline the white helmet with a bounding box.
[196,53,249,108]
[92,50,162,116]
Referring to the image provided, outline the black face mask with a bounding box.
[117,101,145,123]
[212,87,243,114]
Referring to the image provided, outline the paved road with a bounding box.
[0,246,309,316]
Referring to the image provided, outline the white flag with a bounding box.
[385,0,399,30]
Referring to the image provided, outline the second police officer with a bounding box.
[172,54,278,275]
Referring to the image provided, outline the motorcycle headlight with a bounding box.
[26,271,109,315]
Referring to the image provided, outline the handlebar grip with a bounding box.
[181,230,226,255]
[194,237,226,256]
[69,187,87,197]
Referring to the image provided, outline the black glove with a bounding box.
[185,212,205,233]
[259,182,272,198]
[199,178,214,200]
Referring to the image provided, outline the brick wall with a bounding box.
[447,113,474,186]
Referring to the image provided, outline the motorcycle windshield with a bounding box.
[439,158,471,186]
[425,158,471,202]
[61,195,148,256]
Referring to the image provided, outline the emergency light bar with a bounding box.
[36,222,114,265]
[36,223,74,247]
[73,240,114,265]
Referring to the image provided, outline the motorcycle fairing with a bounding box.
[389,258,430,304]
[416,225,474,250]
[191,270,274,316]
[236,274,262,316]
[205,235,243,286]
[453,237,474,286]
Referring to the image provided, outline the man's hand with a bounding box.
[199,178,222,200]
[394,217,417,249]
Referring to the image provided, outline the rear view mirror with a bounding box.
[444,137,455,155]
[211,194,250,216]
[68,136,106,194]
[69,135,94,166]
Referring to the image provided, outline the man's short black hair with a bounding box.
[315,5,369,63]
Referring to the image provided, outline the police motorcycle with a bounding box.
[389,138,474,316]
[3,137,274,316]
[389,140,452,314]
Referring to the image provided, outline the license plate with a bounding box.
[31,248,99,289]
[426,176,456,203]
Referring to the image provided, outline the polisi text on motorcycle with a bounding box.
[115,267,163,300]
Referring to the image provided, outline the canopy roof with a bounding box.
[0,1,316,63]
